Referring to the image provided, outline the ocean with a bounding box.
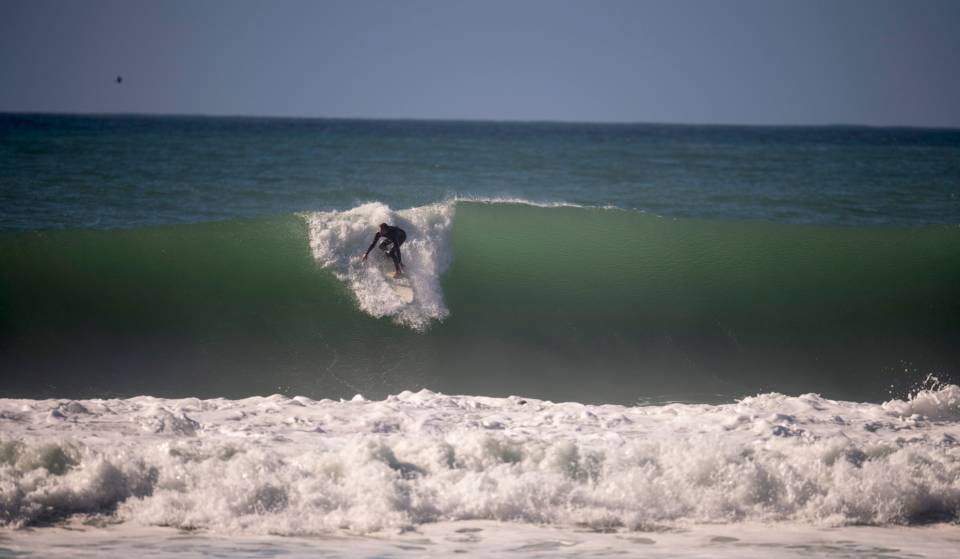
[1,113,959,557]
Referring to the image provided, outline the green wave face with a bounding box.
[2,202,958,403]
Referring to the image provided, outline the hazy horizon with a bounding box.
[3,0,959,127]
[8,109,960,131]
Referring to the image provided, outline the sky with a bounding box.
[1,0,959,127]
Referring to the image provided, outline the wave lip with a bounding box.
[1,386,959,533]
[450,194,623,211]
[302,201,454,330]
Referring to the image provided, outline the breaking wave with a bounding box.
[1,387,959,532]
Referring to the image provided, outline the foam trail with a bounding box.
[302,202,454,330]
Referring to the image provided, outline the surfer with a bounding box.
[362,222,406,277]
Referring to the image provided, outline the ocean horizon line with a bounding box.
[4,109,960,132]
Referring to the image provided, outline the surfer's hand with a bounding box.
[361,253,368,262]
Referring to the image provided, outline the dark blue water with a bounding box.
[3,113,959,231]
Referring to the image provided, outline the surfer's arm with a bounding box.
[363,232,381,259]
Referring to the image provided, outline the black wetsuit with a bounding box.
[366,226,407,270]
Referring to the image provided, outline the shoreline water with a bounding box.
[4,521,960,558]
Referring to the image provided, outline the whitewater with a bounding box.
[1,385,959,556]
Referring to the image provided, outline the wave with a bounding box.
[1,386,959,531]
[0,200,958,403]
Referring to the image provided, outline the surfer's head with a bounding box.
[379,223,389,234]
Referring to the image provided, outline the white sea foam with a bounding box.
[1,387,959,535]
[302,202,455,330]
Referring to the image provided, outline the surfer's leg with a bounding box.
[396,232,406,267]
[389,248,402,275]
